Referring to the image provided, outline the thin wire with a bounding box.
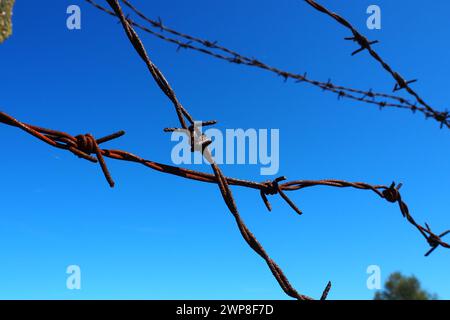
[303,0,449,129]
[85,0,450,129]
[2,110,449,299]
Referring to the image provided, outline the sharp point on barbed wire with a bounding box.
[320,281,332,300]
[96,130,126,143]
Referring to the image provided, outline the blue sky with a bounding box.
[1,0,449,299]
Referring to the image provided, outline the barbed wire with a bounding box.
[2,107,449,297]
[2,0,450,300]
[85,0,450,129]
[303,0,450,129]
[104,0,321,301]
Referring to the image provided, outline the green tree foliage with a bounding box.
[374,272,437,300]
[0,0,15,43]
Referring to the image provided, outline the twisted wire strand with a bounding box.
[104,0,322,300]
[2,110,449,299]
[85,0,450,128]
[303,0,450,129]
[117,0,415,109]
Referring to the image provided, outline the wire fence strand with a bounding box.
[1,108,449,298]
[303,0,449,129]
[85,0,450,129]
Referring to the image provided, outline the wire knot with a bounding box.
[262,176,285,195]
[177,41,192,52]
[164,120,217,153]
[259,176,302,215]
[345,33,378,56]
[75,134,98,155]
[427,233,441,250]
[391,72,418,92]
[423,223,450,256]
[382,182,402,203]
[187,123,212,152]
[434,110,449,128]
[71,131,125,188]
[230,56,243,64]
[203,40,218,48]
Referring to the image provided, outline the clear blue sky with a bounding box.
[1,0,449,299]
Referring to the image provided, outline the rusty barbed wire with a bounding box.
[2,0,450,300]
[2,108,449,297]
[104,0,321,301]
[85,0,450,129]
[303,0,450,129]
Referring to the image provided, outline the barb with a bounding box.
[2,110,449,298]
[84,0,450,129]
[303,0,450,129]
[320,281,332,300]
[0,112,122,187]
[260,176,303,215]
